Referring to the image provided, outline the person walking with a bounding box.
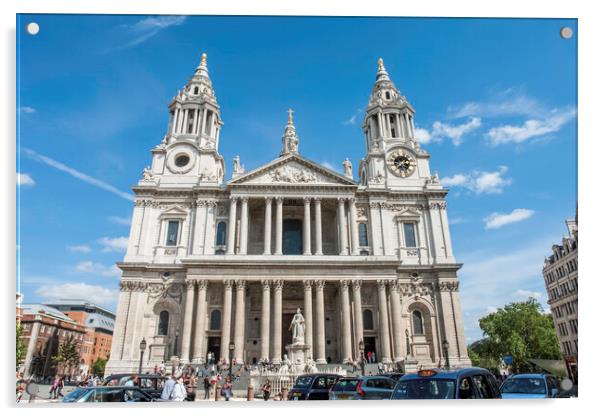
[221,377,232,401]
[203,376,211,400]
[261,380,271,401]
[55,376,65,399]
[170,377,187,401]
[49,375,60,399]
[161,375,176,400]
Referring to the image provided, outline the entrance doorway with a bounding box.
[207,336,221,363]
[364,336,377,362]
[282,313,295,356]
[283,219,302,254]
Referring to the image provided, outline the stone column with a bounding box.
[348,198,360,255]
[314,198,323,255]
[220,280,234,362]
[303,280,314,359]
[233,280,247,363]
[179,281,196,362]
[337,198,349,255]
[271,280,283,364]
[352,280,364,359]
[303,197,312,255]
[389,281,404,362]
[226,197,238,255]
[23,319,41,377]
[263,197,272,255]
[377,280,392,363]
[260,280,271,361]
[192,280,208,363]
[239,197,249,255]
[340,280,353,362]
[274,198,283,255]
[314,280,327,364]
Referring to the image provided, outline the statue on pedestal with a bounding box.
[289,308,305,345]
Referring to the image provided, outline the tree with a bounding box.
[91,357,107,376]
[52,335,81,376]
[471,298,561,373]
[16,321,26,368]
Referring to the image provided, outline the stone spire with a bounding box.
[280,108,300,156]
[368,57,402,108]
[186,52,217,104]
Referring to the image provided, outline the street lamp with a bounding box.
[228,341,235,378]
[139,338,147,374]
[442,339,450,370]
[358,339,365,376]
[405,329,411,356]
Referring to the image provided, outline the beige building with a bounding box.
[543,212,578,381]
[105,54,471,375]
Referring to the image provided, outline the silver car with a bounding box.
[330,376,397,400]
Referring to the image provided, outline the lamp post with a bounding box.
[138,338,147,374]
[442,339,450,370]
[228,341,235,378]
[174,328,180,358]
[405,329,411,356]
[358,339,365,376]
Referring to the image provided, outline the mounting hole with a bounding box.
[560,27,573,39]
[26,22,40,36]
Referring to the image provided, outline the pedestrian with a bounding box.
[377,362,383,374]
[56,376,65,399]
[262,380,271,401]
[221,377,232,401]
[49,375,60,399]
[161,375,176,400]
[124,374,138,387]
[159,361,166,376]
[154,364,158,374]
[170,377,187,401]
[203,375,211,400]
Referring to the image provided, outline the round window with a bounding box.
[175,154,190,167]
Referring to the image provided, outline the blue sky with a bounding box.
[16,15,577,343]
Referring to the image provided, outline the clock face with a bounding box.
[387,150,416,177]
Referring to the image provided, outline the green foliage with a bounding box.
[16,321,26,366]
[471,298,561,373]
[91,357,107,376]
[52,335,81,375]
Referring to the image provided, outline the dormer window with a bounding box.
[194,86,199,94]
[385,91,391,100]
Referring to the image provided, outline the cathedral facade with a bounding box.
[105,54,471,374]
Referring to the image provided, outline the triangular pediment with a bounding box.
[229,154,357,186]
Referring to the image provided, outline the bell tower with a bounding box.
[141,53,226,187]
[358,58,432,190]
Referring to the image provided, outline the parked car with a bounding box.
[390,368,501,400]
[330,376,397,400]
[103,373,194,401]
[500,374,560,399]
[62,386,162,403]
[288,373,341,400]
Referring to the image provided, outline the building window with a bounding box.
[210,310,221,330]
[216,221,227,246]
[412,310,424,335]
[358,223,369,247]
[403,222,417,247]
[204,111,213,135]
[194,86,199,94]
[363,309,374,330]
[158,311,169,336]
[166,220,180,246]
[389,114,397,137]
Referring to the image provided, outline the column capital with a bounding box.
[229,195,239,202]
[337,197,347,204]
[261,279,272,290]
[352,279,362,290]
[303,280,313,290]
[264,196,273,203]
[224,279,234,289]
[303,197,312,204]
[240,196,249,203]
[313,197,322,203]
[340,279,350,289]
[389,280,400,292]
[315,280,325,290]
[235,279,247,290]
[376,279,388,290]
[273,280,284,290]
[185,280,196,290]
[196,279,208,290]
[275,196,284,204]
[348,197,357,204]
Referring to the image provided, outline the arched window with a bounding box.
[412,310,424,335]
[210,310,221,330]
[194,86,199,94]
[216,222,227,246]
[363,309,374,330]
[158,310,169,336]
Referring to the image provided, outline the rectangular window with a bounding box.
[358,223,369,247]
[166,220,179,246]
[403,222,417,247]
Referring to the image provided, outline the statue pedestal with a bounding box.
[285,343,311,373]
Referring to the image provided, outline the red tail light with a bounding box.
[356,381,365,396]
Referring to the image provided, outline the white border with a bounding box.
[2,1,599,415]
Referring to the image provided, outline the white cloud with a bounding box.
[449,217,468,225]
[513,289,542,299]
[75,261,121,277]
[320,161,337,171]
[415,117,481,146]
[67,245,92,253]
[449,90,546,119]
[432,117,482,146]
[36,283,118,307]
[114,16,187,51]
[484,208,535,230]
[17,172,35,186]
[98,236,129,252]
[486,108,576,145]
[414,127,432,144]
[343,109,363,125]
[19,106,36,114]
[109,216,132,226]
[441,166,511,195]
[22,148,134,202]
